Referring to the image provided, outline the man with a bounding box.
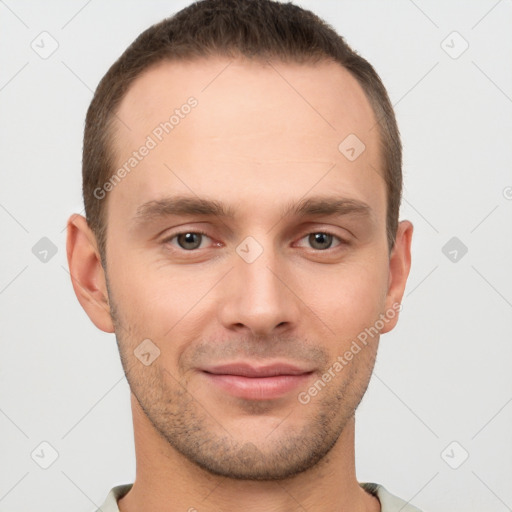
[66,0,417,510]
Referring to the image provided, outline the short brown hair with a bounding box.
[83,0,402,265]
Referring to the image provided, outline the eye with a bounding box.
[161,230,347,253]
[163,231,212,251]
[296,232,345,251]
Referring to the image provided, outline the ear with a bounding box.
[380,220,413,334]
[66,214,114,333]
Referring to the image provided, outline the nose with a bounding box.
[218,238,301,338]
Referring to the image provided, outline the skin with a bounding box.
[67,56,413,512]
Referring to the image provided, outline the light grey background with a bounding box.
[1,1,511,511]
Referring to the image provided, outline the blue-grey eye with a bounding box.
[308,232,333,250]
[176,232,203,250]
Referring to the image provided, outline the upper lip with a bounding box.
[201,362,314,378]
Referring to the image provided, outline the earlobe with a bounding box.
[380,220,413,334]
[66,214,115,333]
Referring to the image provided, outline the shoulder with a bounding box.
[360,482,425,512]
[92,483,133,512]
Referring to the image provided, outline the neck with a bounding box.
[118,394,380,512]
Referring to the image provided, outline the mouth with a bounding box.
[199,362,315,400]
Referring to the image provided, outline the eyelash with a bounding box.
[161,230,348,252]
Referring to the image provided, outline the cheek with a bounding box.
[108,249,213,343]
[108,229,390,349]
[302,258,388,339]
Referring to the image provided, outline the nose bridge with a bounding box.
[220,234,299,336]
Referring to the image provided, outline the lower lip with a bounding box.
[202,372,314,400]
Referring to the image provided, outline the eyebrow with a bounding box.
[132,194,372,225]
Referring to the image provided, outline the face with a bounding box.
[93,57,407,480]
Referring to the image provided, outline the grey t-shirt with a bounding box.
[93,482,424,511]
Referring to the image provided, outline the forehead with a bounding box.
[107,56,384,226]
[115,56,378,144]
